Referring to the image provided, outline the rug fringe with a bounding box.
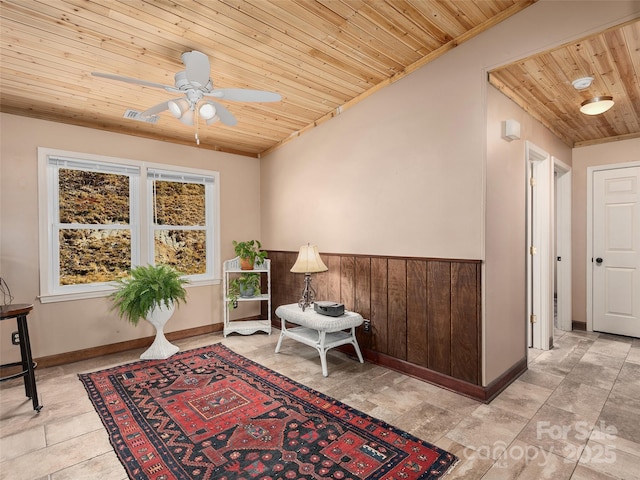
[443,456,461,477]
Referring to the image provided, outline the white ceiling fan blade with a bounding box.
[140,100,174,117]
[182,51,210,88]
[204,101,237,126]
[92,72,179,93]
[206,88,281,102]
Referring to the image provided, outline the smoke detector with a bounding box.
[572,77,594,90]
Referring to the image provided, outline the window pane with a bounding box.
[59,169,130,224]
[154,230,206,275]
[153,181,205,226]
[59,229,131,285]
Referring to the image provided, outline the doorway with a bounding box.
[587,163,640,337]
[526,141,554,350]
[554,159,572,332]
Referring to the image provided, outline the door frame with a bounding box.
[526,141,553,350]
[586,161,640,331]
[554,158,572,332]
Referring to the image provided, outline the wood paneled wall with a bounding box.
[266,251,482,386]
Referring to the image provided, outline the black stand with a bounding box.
[1,304,42,412]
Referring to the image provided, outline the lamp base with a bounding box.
[298,273,316,311]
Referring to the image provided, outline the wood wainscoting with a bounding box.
[266,251,483,394]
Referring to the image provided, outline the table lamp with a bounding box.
[290,244,328,311]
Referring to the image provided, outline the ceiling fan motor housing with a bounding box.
[174,71,190,89]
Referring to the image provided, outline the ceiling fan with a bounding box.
[92,50,281,143]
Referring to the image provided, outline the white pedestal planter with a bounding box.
[140,302,179,360]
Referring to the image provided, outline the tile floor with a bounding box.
[1,328,639,479]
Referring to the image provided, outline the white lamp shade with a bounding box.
[178,108,195,126]
[290,245,328,273]
[580,96,614,115]
[199,102,216,120]
[168,99,189,119]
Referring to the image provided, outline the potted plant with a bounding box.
[111,264,188,359]
[227,273,261,309]
[233,239,268,270]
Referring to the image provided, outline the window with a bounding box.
[38,148,220,302]
[148,169,215,280]
[52,158,139,288]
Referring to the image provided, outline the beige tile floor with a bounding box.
[1,328,639,479]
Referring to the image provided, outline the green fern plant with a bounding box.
[111,264,188,326]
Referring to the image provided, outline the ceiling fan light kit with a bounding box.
[580,96,614,115]
[92,50,281,144]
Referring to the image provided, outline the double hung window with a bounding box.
[38,148,219,302]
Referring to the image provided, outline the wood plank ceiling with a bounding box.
[489,19,640,148]
[0,1,637,158]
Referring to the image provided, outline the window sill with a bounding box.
[38,278,221,304]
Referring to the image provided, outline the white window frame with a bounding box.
[147,168,216,283]
[38,148,220,303]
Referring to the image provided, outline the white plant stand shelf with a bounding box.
[223,257,271,337]
[140,303,179,360]
[275,303,364,376]
[225,317,271,336]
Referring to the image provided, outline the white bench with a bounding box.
[274,303,364,376]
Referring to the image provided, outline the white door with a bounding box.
[593,166,640,337]
[526,142,553,350]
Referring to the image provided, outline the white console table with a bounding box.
[274,303,364,376]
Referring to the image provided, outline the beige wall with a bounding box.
[261,49,487,258]
[0,114,261,363]
[485,85,572,383]
[571,138,640,324]
[260,0,639,386]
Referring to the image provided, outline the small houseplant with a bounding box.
[233,239,268,270]
[227,273,261,309]
[111,264,188,359]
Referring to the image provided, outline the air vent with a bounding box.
[123,109,159,124]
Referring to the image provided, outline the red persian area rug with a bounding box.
[79,344,458,480]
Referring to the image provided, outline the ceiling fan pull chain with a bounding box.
[195,104,200,145]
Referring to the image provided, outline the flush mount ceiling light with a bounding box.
[580,96,614,115]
